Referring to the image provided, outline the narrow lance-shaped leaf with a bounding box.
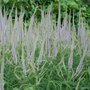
[21,40,27,76]
[0,41,4,90]
[76,45,88,76]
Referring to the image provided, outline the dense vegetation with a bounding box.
[0,0,90,90]
[0,0,90,23]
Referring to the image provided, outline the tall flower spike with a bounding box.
[46,33,50,56]
[68,33,74,69]
[80,18,86,49]
[78,9,81,36]
[53,32,58,57]
[57,0,61,39]
[38,39,45,64]
[12,44,18,64]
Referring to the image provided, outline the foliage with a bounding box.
[0,0,90,24]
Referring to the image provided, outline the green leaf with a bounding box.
[13,87,20,90]
[88,67,90,75]
[3,0,9,3]
[24,87,34,90]
[67,0,78,9]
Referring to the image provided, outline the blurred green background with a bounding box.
[0,0,90,24]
